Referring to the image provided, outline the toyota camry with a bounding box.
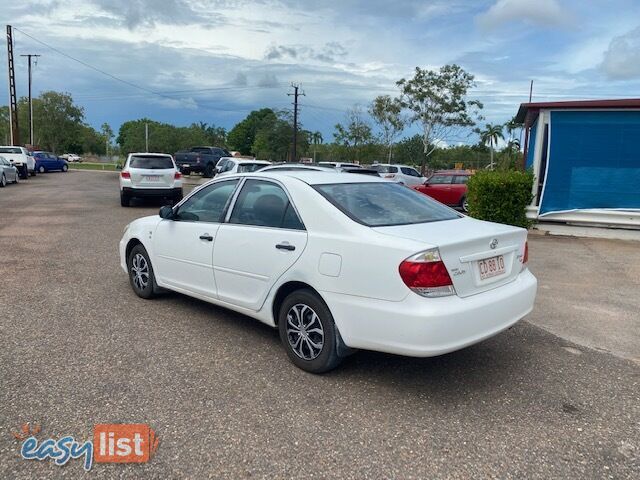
[119,172,537,373]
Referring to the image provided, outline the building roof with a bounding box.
[515,98,640,124]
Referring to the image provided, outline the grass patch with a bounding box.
[68,162,119,171]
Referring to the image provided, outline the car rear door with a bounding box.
[153,179,240,298]
[423,174,454,204]
[212,178,308,311]
[451,175,470,204]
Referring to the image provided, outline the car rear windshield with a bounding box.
[0,147,22,154]
[237,163,268,173]
[314,182,460,227]
[129,155,174,169]
[374,165,398,173]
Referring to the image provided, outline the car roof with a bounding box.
[129,152,172,157]
[238,159,270,164]
[432,169,472,175]
[248,171,387,185]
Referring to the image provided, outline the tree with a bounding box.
[369,95,405,163]
[333,105,373,162]
[311,131,323,162]
[227,108,278,155]
[477,123,504,170]
[101,122,114,157]
[32,91,85,153]
[252,110,309,161]
[397,64,483,173]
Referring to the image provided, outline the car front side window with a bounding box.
[174,180,239,223]
[229,179,304,230]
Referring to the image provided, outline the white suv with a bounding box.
[0,146,36,178]
[372,164,426,186]
[216,158,271,177]
[119,153,183,207]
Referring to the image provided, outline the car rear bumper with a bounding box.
[321,269,537,357]
[177,164,203,173]
[121,187,183,198]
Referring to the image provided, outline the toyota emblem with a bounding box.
[490,238,498,249]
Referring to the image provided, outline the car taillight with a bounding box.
[399,248,455,298]
[521,241,529,271]
[174,171,182,179]
[120,171,130,179]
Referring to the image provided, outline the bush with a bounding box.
[466,170,534,228]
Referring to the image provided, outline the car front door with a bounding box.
[212,178,308,311]
[153,179,240,298]
[423,174,454,204]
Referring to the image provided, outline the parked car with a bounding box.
[371,164,426,186]
[119,153,183,207]
[33,151,69,173]
[318,162,361,168]
[119,171,536,373]
[258,163,334,173]
[413,170,472,213]
[61,153,82,162]
[0,155,20,186]
[174,146,231,177]
[216,158,271,177]
[0,146,36,178]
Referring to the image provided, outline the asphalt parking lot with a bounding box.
[1,171,638,479]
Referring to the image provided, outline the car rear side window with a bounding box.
[230,179,304,230]
[453,175,470,184]
[129,155,174,169]
[0,147,22,154]
[315,182,460,227]
[375,165,398,173]
[428,175,453,184]
[175,180,239,223]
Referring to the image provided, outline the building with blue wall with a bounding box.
[516,99,640,228]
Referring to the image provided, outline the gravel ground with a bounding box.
[0,171,638,479]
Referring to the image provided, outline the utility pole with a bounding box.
[6,25,20,146]
[20,53,41,146]
[288,83,305,162]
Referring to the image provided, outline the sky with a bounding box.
[4,0,640,144]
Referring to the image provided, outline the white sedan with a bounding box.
[119,172,537,373]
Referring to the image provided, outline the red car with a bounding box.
[412,170,472,212]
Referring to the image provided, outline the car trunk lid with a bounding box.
[128,167,176,188]
[374,217,527,298]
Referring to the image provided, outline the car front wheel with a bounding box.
[38,166,45,173]
[278,289,343,373]
[0,174,6,187]
[127,244,157,299]
[461,196,469,213]
[62,164,68,172]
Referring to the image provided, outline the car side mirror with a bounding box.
[159,205,175,219]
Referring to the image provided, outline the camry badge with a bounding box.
[490,238,498,249]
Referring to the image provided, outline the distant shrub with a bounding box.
[467,170,534,228]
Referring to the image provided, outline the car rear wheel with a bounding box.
[127,245,157,299]
[203,163,215,178]
[461,196,469,213]
[62,164,68,172]
[120,192,130,207]
[278,289,343,373]
[0,174,6,187]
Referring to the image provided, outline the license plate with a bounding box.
[478,255,505,280]
[143,175,160,182]
[182,164,189,168]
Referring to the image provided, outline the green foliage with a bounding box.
[369,95,405,162]
[252,110,309,161]
[466,170,534,228]
[116,119,226,155]
[333,105,374,162]
[227,108,278,155]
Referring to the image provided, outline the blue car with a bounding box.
[34,151,69,173]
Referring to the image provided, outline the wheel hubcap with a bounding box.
[286,304,324,360]
[131,253,150,290]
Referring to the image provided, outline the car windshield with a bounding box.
[314,182,460,227]
[238,163,268,173]
[0,147,22,154]
[129,155,174,169]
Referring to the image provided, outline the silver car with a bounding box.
[0,155,19,187]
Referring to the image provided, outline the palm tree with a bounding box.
[478,123,504,170]
[311,131,323,162]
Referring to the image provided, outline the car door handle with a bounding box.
[276,243,295,251]
[199,234,214,241]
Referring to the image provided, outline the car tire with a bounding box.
[461,196,469,213]
[13,173,19,184]
[278,289,343,373]
[0,174,6,187]
[30,170,36,177]
[127,244,157,299]
[120,192,130,207]
[19,166,28,179]
[38,166,46,173]
[62,164,68,172]
[203,163,215,178]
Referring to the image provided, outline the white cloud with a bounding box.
[601,26,640,79]
[476,0,567,29]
